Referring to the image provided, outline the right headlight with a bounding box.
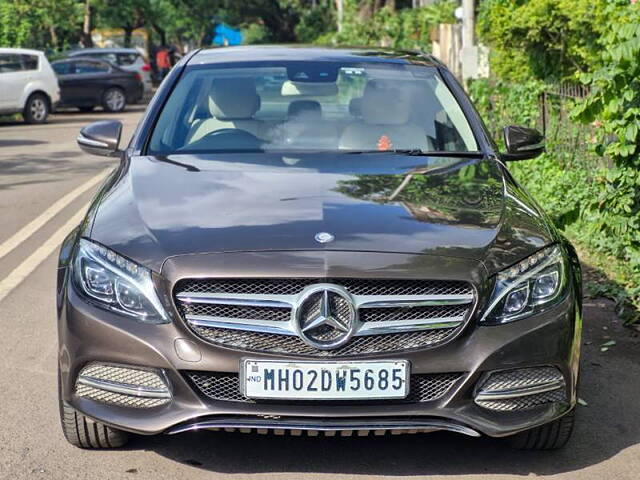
[480,245,567,325]
[72,238,170,324]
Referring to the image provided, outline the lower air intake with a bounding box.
[75,363,171,409]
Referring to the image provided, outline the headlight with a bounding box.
[480,245,566,325]
[73,238,169,324]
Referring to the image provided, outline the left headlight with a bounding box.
[72,238,169,324]
[480,245,567,325]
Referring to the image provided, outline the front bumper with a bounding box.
[58,276,581,439]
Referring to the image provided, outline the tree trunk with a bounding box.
[152,23,167,47]
[123,25,133,48]
[81,0,93,48]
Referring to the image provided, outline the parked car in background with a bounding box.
[51,58,143,113]
[0,48,60,123]
[67,48,152,101]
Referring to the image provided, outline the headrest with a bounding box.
[361,80,411,125]
[349,97,362,117]
[288,100,321,120]
[208,78,260,120]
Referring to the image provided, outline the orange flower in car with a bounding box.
[377,134,392,151]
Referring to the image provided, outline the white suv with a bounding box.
[0,48,60,123]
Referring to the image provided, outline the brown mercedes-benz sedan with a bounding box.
[57,46,582,450]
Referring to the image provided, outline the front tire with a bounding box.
[58,371,129,448]
[507,408,576,450]
[23,93,49,124]
[101,87,126,113]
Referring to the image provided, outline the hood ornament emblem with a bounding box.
[315,232,334,244]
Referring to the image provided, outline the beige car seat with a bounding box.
[339,80,432,151]
[187,78,265,143]
[282,100,338,149]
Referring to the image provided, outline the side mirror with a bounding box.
[502,125,545,161]
[77,120,123,157]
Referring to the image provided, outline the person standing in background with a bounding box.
[156,46,171,79]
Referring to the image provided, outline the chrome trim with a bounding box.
[178,281,477,344]
[76,134,109,149]
[176,292,295,308]
[356,294,473,308]
[77,375,171,399]
[474,379,565,401]
[166,418,480,437]
[187,315,297,336]
[176,291,473,309]
[356,317,464,336]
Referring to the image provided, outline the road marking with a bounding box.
[0,204,88,303]
[0,169,110,260]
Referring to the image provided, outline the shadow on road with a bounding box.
[127,295,639,477]
[0,139,48,147]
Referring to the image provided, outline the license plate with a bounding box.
[242,359,409,400]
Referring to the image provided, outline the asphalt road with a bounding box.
[0,108,638,480]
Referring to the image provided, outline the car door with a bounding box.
[61,60,111,106]
[52,61,82,106]
[0,53,26,111]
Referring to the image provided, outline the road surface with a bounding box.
[0,108,638,479]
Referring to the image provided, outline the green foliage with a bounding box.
[0,0,82,50]
[295,3,335,43]
[327,0,456,50]
[476,0,611,82]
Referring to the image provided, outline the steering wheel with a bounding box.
[199,128,263,148]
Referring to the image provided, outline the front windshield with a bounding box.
[148,61,479,154]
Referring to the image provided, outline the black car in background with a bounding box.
[51,58,143,112]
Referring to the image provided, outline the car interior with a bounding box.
[150,64,478,154]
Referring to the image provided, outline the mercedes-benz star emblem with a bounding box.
[295,285,356,350]
[314,232,334,244]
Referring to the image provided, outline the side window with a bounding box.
[0,54,23,73]
[21,55,38,70]
[74,60,109,74]
[117,53,139,66]
[52,62,72,75]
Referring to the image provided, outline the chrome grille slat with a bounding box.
[174,278,475,356]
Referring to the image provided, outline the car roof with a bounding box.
[0,47,44,56]
[68,48,140,56]
[188,45,441,67]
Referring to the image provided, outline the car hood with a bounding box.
[88,154,556,274]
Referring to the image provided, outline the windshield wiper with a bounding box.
[343,149,484,157]
[155,156,201,172]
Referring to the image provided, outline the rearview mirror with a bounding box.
[502,125,545,161]
[77,120,122,157]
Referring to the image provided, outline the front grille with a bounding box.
[186,371,463,404]
[175,277,474,356]
[191,325,456,357]
[177,278,473,297]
